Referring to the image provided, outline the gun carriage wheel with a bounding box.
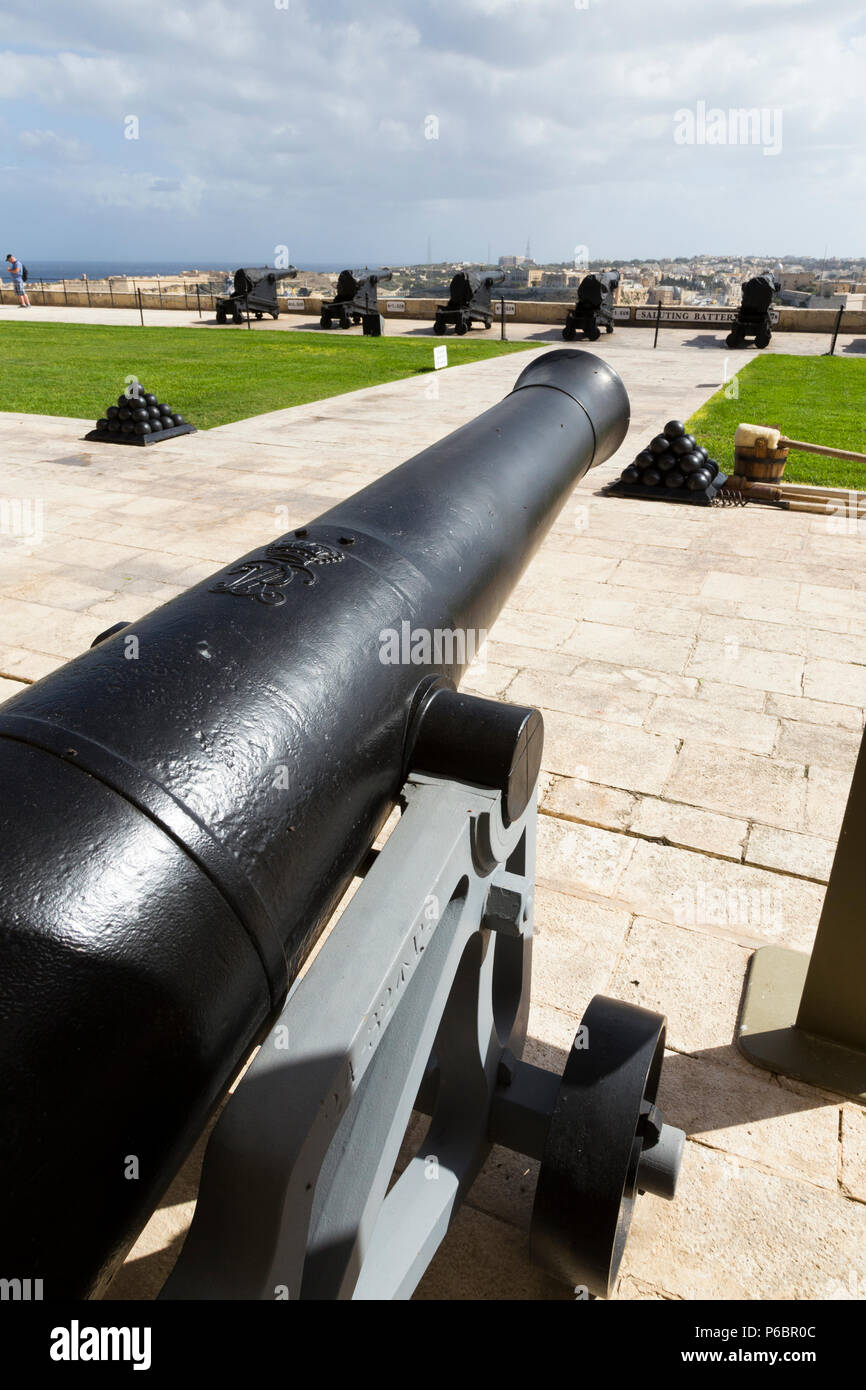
[529,995,683,1297]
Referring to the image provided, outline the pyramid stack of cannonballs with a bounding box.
[614,420,726,501]
[88,385,195,446]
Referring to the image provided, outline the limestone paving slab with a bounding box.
[616,840,825,953]
[745,824,836,883]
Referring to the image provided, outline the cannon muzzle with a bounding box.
[0,349,629,1297]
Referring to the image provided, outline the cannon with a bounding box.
[0,349,684,1301]
[321,268,392,335]
[215,266,298,324]
[726,271,780,349]
[433,269,507,335]
[563,270,620,342]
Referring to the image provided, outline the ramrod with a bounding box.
[0,350,629,1297]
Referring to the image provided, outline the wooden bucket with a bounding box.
[734,432,789,482]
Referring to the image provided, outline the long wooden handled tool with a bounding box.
[736,422,866,466]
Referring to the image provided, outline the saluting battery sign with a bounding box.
[635,307,781,325]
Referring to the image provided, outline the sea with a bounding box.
[16,260,350,283]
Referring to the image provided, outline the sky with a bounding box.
[0,0,864,266]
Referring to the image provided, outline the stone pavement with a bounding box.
[1,331,865,1302]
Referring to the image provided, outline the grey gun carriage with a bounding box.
[215,265,298,324]
[0,349,685,1302]
[321,268,393,335]
[563,270,621,342]
[433,269,507,335]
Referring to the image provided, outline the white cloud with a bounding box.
[0,0,862,257]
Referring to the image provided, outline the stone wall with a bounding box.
[2,284,864,335]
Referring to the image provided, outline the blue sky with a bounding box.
[0,0,864,264]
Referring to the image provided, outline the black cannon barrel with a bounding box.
[0,349,629,1297]
[234,266,298,294]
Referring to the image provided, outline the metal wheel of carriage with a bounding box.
[530,994,683,1298]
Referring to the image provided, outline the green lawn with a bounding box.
[686,355,866,490]
[0,322,534,429]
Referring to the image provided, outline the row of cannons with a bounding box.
[0,350,685,1301]
[215,265,781,347]
[216,265,508,338]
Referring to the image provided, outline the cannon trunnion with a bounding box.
[0,350,683,1299]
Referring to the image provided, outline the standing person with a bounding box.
[5,254,31,307]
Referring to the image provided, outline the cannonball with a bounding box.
[687,469,712,491]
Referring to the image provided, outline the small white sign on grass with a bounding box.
[434,345,448,370]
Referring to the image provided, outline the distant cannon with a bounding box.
[433,269,507,335]
[215,266,298,324]
[726,272,780,349]
[321,268,392,335]
[563,271,620,342]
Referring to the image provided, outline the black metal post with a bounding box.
[62,279,68,307]
[85,279,91,307]
[653,301,662,348]
[828,303,844,356]
[196,286,202,319]
[246,294,251,329]
[137,288,144,328]
[109,282,114,307]
[500,296,507,341]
